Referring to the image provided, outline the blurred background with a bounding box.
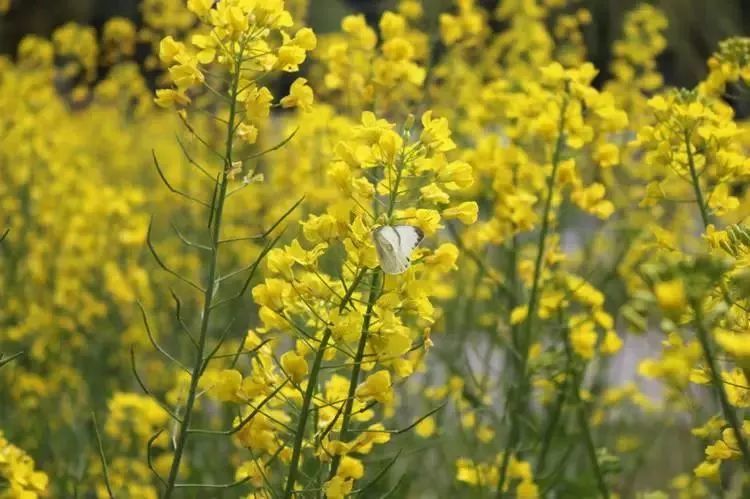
[1,0,749,90]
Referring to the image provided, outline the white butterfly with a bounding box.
[372,225,424,275]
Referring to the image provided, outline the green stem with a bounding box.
[496,95,569,498]
[535,377,568,476]
[562,322,610,499]
[685,127,750,470]
[283,270,367,498]
[327,271,381,479]
[693,302,750,471]
[162,54,242,499]
[685,128,710,228]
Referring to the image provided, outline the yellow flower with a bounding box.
[438,160,474,190]
[187,0,214,18]
[517,479,539,498]
[294,27,318,50]
[693,460,720,480]
[425,243,459,272]
[716,329,750,358]
[159,35,184,64]
[569,316,597,359]
[705,439,736,460]
[355,370,393,404]
[442,201,478,224]
[324,476,353,499]
[593,142,620,167]
[420,111,456,152]
[212,369,243,402]
[337,456,364,480]
[276,43,307,72]
[281,351,308,384]
[654,279,687,316]
[415,416,436,438]
[281,78,313,112]
[600,330,623,356]
[154,88,190,108]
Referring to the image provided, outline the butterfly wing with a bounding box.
[373,225,424,275]
[392,225,424,258]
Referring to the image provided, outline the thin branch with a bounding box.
[175,135,216,180]
[208,338,271,360]
[210,230,284,309]
[348,403,446,435]
[91,412,116,499]
[130,348,183,423]
[178,113,225,160]
[199,315,239,374]
[207,173,221,231]
[171,223,211,251]
[188,380,288,436]
[239,127,299,162]
[216,195,305,245]
[351,450,401,495]
[170,289,198,349]
[136,301,190,373]
[147,430,167,486]
[152,150,210,207]
[146,220,205,293]
[0,351,24,368]
[174,476,252,489]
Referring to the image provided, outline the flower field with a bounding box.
[3,0,750,497]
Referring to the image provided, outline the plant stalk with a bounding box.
[328,271,381,479]
[162,53,242,499]
[561,326,609,499]
[693,303,750,471]
[496,95,569,498]
[283,269,367,498]
[684,128,710,228]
